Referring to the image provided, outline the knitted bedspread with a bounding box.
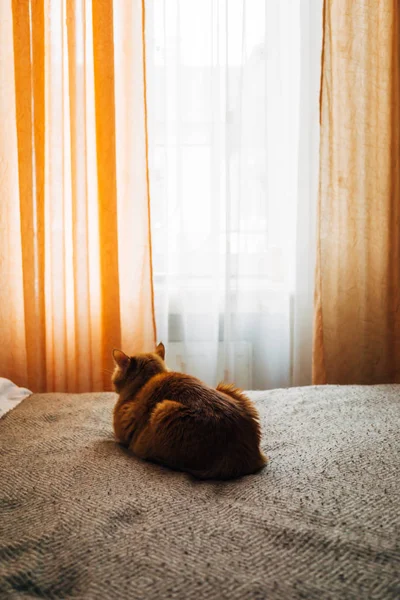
[1,385,399,599]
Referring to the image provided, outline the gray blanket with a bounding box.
[1,385,399,599]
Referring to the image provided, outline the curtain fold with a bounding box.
[92,0,121,374]
[11,0,46,390]
[313,0,400,384]
[0,0,156,392]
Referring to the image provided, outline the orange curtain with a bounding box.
[313,0,400,384]
[0,0,156,392]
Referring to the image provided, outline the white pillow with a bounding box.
[0,378,32,418]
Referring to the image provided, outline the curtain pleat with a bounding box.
[92,0,122,387]
[313,0,400,384]
[0,0,28,386]
[0,0,156,392]
[11,0,46,390]
[113,0,157,358]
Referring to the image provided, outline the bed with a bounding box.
[1,385,399,599]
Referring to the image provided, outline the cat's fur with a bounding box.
[112,343,267,480]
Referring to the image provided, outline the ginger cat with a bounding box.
[112,343,267,480]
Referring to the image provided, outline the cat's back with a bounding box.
[141,371,238,412]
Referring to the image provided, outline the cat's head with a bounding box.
[111,343,166,393]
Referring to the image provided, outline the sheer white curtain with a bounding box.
[146,0,322,389]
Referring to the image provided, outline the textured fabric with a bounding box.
[1,385,399,599]
[314,0,400,384]
[0,0,155,393]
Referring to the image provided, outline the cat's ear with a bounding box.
[155,342,165,360]
[112,349,130,370]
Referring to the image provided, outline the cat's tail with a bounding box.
[216,382,248,401]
